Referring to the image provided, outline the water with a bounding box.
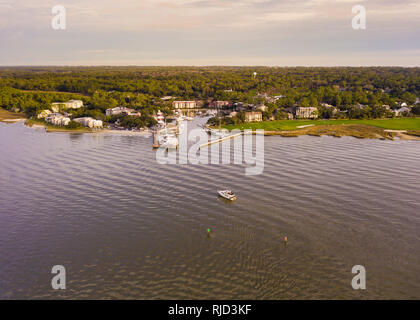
[0,120,419,299]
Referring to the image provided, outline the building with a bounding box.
[295,107,318,119]
[273,95,286,100]
[106,106,141,117]
[233,102,245,112]
[321,103,339,116]
[172,101,197,109]
[393,107,411,117]
[161,96,175,101]
[257,104,267,112]
[37,109,52,119]
[45,113,71,126]
[51,100,84,112]
[245,111,262,122]
[74,117,103,128]
[209,101,230,108]
[354,104,367,110]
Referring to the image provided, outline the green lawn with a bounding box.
[223,118,420,131]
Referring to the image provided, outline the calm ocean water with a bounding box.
[0,120,419,299]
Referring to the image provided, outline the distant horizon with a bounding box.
[0,64,419,68]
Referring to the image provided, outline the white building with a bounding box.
[106,106,141,116]
[258,104,267,112]
[74,117,103,128]
[245,111,262,122]
[51,100,84,112]
[295,107,318,119]
[37,109,52,119]
[393,107,411,117]
[172,101,197,109]
[45,113,71,126]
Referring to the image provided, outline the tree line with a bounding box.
[0,66,419,121]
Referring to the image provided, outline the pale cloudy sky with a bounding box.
[0,0,419,66]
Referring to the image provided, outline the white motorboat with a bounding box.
[205,127,227,138]
[218,190,236,201]
[161,134,178,149]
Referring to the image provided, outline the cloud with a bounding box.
[0,0,419,65]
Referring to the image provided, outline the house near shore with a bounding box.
[106,106,141,117]
[295,107,318,119]
[37,109,52,119]
[74,117,103,128]
[172,101,197,109]
[51,100,83,112]
[45,113,71,126]
[245,111,262,122]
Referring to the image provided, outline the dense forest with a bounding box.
[0,66,419,122]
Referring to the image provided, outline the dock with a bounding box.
[199,132,242,149]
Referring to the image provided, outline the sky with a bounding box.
[0,0,419,66]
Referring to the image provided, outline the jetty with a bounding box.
[199,132,242,149]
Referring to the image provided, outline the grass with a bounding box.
[25,118,93,133]
[223,118,420,132]
[221,118,420,140]
[0,108,26,122]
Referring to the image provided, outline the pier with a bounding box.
[199,132,242,149]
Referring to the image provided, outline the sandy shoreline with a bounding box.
[1,118,27,122]
[24,121,151,135]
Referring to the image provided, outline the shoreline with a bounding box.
[220,120,420,141]
[0,109,27,123]
[218,124,420,141]
[260,130,420,141]
[24,118,151,135]
[2,109,419,140]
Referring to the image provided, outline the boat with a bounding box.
[160,134,178,149]
[204,127,228,138]
[218,190,236,201]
